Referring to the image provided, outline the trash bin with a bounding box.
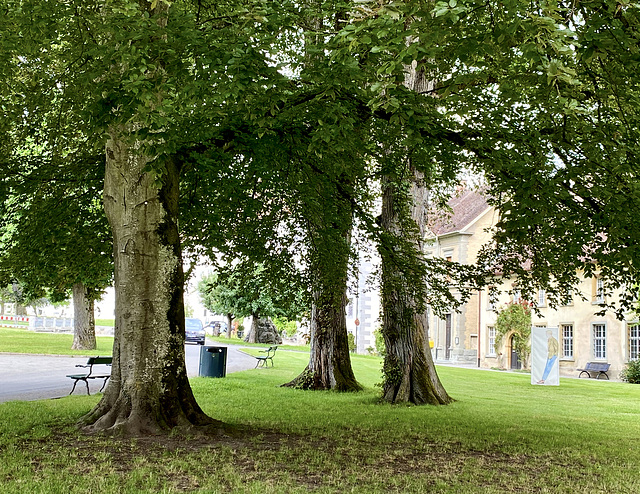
[199,346,227,378]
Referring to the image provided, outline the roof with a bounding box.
[428,189,490,236]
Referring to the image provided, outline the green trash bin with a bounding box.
[199,346,227,378]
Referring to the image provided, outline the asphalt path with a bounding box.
[0,341,257,403]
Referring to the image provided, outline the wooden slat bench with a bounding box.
[254,346,277,368]
[67,356,112,395]
[577,362,610,380]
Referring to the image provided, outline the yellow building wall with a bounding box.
[479,275,636,379]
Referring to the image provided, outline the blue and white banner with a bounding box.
[531,326,559,386]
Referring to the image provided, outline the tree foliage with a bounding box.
[198,261,308,324]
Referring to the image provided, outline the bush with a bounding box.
[373,328,385,357]
[273,317,298,337]
[347,332,356,352]
[620,359,640,384]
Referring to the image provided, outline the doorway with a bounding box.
[445,314,452,360]
[510,335,522,370]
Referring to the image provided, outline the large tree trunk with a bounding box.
[285,225,361,391]
[226,313,234,339]
[287,285,361,391]
[81,131,216,435]
[71,282,96,351]
[244,312,259,343]
[377,56,452,405]
[379,168,452,405]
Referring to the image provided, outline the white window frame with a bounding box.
[537,289,546,307]
[561,289,574,307]
[487,326,496,357]
[629,323,640,360]
[561,323,574,359]
[592,323,607,360]
[512,289,521,303]
[594,279,605,304]
[487,287,497,311]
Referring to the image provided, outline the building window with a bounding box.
[561,324,574,359]
[592,324,606,359]
[488,326,496,356]
[560,289,573,307]
[538,289,546,307]
[487,287,497,311]
[629,324,640,360]
[594,278,605,304]
[512,289,521,303]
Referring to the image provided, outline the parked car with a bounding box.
[185,318,205,345]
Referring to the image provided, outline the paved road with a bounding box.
[0,341,256,403]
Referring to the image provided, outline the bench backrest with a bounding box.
[267,346,277,356]
[87,356,113,366]
[585,362,610,372]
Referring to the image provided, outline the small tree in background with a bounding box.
[495,300,532,369]
[198,260,308,343]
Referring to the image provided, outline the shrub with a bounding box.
[373,327,386,357]
[620,359,640,384]
[347,332,356,352]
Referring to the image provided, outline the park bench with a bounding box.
[254,346,277,368]
[67,356,112,395]
[577,362,610,380]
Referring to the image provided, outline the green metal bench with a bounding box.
[254,346,277,368]
[67,356,112,395]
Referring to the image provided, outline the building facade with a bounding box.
[480,276,638,378]
[425,189,494,364]
[425,189,638,378]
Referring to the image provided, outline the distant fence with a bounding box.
[0,315,30,328]
[29,316,74,332]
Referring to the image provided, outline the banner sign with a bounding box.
[531,326,560,386]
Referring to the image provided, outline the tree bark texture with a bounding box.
[379,168,452,405]
[226,313,234,339]
[81,132,216,435]
[285,224,361,391]
[72,282,97,351]
[244,312,259,344]
[377,56,452,405]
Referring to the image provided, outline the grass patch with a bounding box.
[95,319,115,327]
[0,327,113,356]
[0,327,308,356]
[1,351,639,493]
[207,335,310,353]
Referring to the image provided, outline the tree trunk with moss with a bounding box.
[378,55,452,405]
[71,282,96,351]
[80,131,217,435]
[284,186,361,391]
[379,169,452,405]
[285,272,361,391]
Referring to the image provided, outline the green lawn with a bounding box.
[0,327,309,355]
[0,327,114,355]
[1,347,639,493]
